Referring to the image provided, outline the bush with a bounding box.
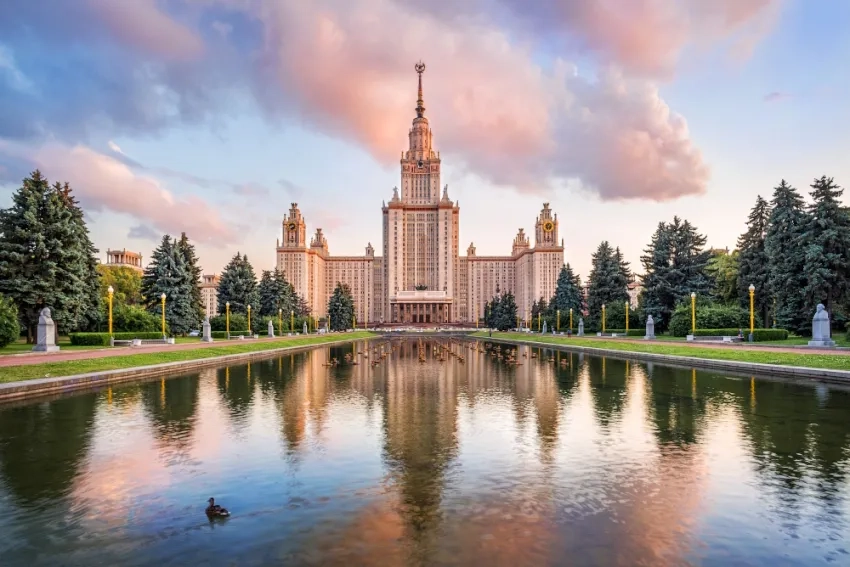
[668,328,788,341]
[70,331,166,346]
[751,329,789,341]
[210,313,248,332]
[669,302,761,337]
[0,295,19,348]
[112,304,161,333]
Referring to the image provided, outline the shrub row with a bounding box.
[70,332,164,346]
[682,328,788,341]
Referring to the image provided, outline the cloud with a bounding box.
[0,0,781,201]
[127,224,160,241]
[232,182,269,196]
[107,140,124,154]
[0,140,236,246]
[278,178,303,198]
[311,211,348,234]
[763,91,791,103]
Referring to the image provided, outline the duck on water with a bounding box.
[206,497,230,518]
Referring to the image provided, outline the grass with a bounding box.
[1,331,377,383]
[471,332,850,371]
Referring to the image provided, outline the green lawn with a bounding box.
[1,331,377,383]
[472,332,850,371]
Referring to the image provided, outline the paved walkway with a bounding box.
[1,334,847,369]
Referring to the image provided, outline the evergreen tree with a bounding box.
[736,195,771,323]
[801,176,850,318]
[176,233,204,325]
[327,282,355,331]
[765,180,809,332]
[549,263,584,321]
[706,248,739,305]
[586,241,629,326]
[216,252,260,315]
[0,171,98,341]
[494,290,518,331]
[0,294,19,348]
[141,235,195,335]
[640,217,712,331]
[258,268,296,317]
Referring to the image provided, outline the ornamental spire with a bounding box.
[415,61,426,118]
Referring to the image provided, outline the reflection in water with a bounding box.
[1,339,849,566]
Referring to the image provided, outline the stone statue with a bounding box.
[268,319,275,338]
[577,318,584,337]
[542,321,547,334]
[202,316,213,342]
[808,304,836,347]
[644,315,656,340]
[33,307,60,352]
[303,321,308,335]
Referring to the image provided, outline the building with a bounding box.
[105,248,143,273]
[200,274,220,318]
[276,62,564,324]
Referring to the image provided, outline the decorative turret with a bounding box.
[310,227,329,255]
[467,242,476,257]
[366,242,375,257]
[512,228,530,256]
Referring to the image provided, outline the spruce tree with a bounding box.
[736,195,771,323]
[550,263,584,319]
[327,282,355,331]
[141,235,195,335]
[801,176,850,317]
[0,171,97,340]
[258,268,296,317]
[765,180,809,332]
[495,290,518,331]
[586,241,629,326]
[216,252,260,315]
[706,248,739,305]
[176,233,204,325]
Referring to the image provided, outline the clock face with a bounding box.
[288,223,296,231]
[543,220,555,233]
[417,160,424,168]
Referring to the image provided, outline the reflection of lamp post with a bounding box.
[690,292,696,334]
[226,302,230,339]
[160,293,166,338]
[625,301,630,334]
[247,304,252,334]
[748,284,755,342]
[602,304,606,334]
[107,285,114,337]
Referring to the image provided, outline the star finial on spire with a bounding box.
[415,61,426,118]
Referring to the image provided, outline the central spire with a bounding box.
[414,61,426,118]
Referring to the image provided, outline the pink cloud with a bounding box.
[763,91,791,103]
[0,140,236,246]
[87,0,205,61]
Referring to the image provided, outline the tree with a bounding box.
[176,233,205,325]
[483,288,517,331]
[97,265,143,306]
[800,176,850,319]
[327,283,355,331]
[216,252,260,315]
[586,241,630,327]
[765,180,809,333]
[706,248,739,305]
[0,171,99,341]
[549,263,584,322]
[736,195,771,325]
[141,235,196,335]
[640,217,712,332]
[258,268,296,317]
[0,294,19,348]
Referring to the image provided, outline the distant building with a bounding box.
[105,249,143,273]
[200,274,220,318]
[627,276,644,308]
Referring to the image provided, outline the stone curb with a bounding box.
[0,335,376,404]
[480,336,850,384]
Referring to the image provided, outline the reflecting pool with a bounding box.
[1,338,849,566]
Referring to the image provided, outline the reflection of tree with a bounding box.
[587,357,629,429]
[647,366,708,446]
[140,374,200,457]
[216,363,256,429]
[0,394,98,505]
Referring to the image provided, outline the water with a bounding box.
[1,338,849,566]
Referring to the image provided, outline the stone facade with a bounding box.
[105,248,143,273]
[200,274,220,318]
[275,62,564,324]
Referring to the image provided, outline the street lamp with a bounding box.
[247,304,252,334]
[107,285,114,338]
[569,308,573,332]
[748,284,755,342]
[160,293,166,338]
[602,303,606,334]
[225,302,230,339]
[690,292,696,334]
[557,309,560,332]
[625,301,630,334]
[278,308,283,336]
[290,309,294,333]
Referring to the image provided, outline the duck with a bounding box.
[206,497,230,518]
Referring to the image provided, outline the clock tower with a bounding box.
[400,61,441,205]
[534,203,559,248]
[282,202,307,248]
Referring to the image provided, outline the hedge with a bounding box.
[70,332,165,346]
[682,328,788,341]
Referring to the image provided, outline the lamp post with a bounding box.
[160,293,166,338]
[278,308,283,336]
[690,292,696,334]
[353,314,357,330]
[569,308,573,332]
[602,304,606,334]
[107,285,114,337]
[625,301,629,334]
[290,310,294,333]
[225,302,230,338]
[748,284,755,342]
[247,304,252,334]
[538,312,541,332]
[557,309,560,332]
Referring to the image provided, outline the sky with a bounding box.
[1,0,849,281]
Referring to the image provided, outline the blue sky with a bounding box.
[0,0,847,281]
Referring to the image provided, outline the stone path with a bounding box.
[1,334,847,370]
